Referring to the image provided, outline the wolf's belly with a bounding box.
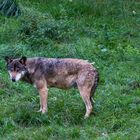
[46,75,77,89]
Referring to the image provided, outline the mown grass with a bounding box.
[0,0,140,139]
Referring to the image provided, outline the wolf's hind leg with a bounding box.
[78,86,93,118]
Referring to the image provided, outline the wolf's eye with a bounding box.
[7,65,14,71]
[10,68,14,71]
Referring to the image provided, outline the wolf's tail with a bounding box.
[91,69,99,98]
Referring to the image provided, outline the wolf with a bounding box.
[5,56,99,118]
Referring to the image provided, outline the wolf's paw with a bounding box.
[37,108,42,112]
[41,108,47,114]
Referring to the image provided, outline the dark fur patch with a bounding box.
[70,81,77,88]
[45,62,55,76]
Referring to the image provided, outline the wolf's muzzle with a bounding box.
[12,78,16,82]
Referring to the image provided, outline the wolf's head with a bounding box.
[5,56,27,82]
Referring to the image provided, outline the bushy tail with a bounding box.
[91,69,99,98]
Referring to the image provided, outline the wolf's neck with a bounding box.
[21,71,33,84]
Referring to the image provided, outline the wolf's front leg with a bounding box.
[35,80,48,114]
[38,88,48,114]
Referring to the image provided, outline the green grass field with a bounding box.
[0,0,140,139]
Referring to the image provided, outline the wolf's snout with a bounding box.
[12,78,16,82]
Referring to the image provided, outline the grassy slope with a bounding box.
[0,0,140,139]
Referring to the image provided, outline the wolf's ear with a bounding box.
[19,56,27,65]
[4,56,13,64]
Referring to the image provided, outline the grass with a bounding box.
[0,0,140,139]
